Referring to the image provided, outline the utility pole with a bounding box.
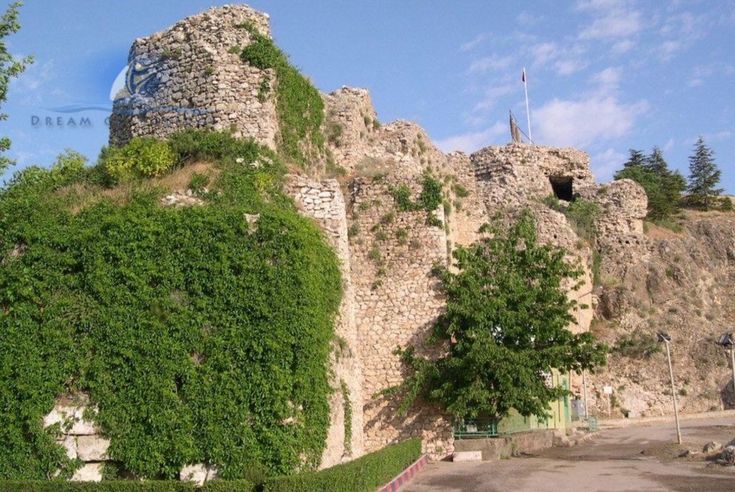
[582,370,589,420]
[522,67,533,144]
[716,333,735,407]
[658,332,682,444]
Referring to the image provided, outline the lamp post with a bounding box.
[657,332,682,445]
[716,333,735,406]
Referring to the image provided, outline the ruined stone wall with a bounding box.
[348,174,452,458]
[471,144,596,209]
[285,175,365,468]
[109,5,277,148]
[323,87,380,173]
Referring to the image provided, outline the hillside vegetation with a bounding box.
[0,131,342,479]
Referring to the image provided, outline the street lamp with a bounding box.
[657,331,682,444]
[716,333,735,407]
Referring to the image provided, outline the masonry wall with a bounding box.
[347,174,452,459]
[109,6,277,148]
[285,175,366,468]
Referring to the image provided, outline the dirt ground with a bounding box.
[402,416,735,491]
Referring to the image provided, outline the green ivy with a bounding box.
[237,23,325,167]
[0,131,341,480]
[340,381,352,456]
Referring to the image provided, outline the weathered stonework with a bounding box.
[109,5,277,148]
[285,175,365,467]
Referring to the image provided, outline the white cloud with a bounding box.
[579,10,642,39]
[460,34,487,53]
[472,83,517,113]
[517,11,543,26]
[436,121,506,153]
[534,95,648,148]
[468,54,514,74]
[656,40,683,61]
[591,148,626,182]
[9,60,56,103]
[591,66,622,92]
[611,39,635,54]
[554,58,587,75]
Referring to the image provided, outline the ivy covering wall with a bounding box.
[0,131,342,480]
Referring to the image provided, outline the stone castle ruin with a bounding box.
[55,3,660,481]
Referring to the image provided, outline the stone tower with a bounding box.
[109,5,277,148]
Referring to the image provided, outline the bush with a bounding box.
[0,482,194,492]
[100,138,176,182]
[168,130,260,165]
[262,438,421,492]
[720,197,733,211]
[200,480,256,492]
[613,332,661,359]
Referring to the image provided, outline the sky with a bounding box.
[2,0,734,191]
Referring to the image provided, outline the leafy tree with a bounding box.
[687,136,722,210]
[614,147,685,220]
[391,211,607,421]
[0,1,33,174]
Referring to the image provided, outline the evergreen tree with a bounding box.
[0,2,32,174]
[622,149,646,168]
[687,136,722,210]
[615,147,685,220]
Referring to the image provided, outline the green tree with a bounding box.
[391,211,607,421]
[622,149,646,168]
[614,147,685,220]
[0,1,32,174]
[687,136,722,210]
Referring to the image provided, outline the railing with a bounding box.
[452,418,499,439]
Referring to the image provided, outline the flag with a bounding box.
[521,68,526,83]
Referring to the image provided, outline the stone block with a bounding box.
[71,463,103,482]
[180,463,218,486]
[57,436,77,459]
[452,451,482,462]
[77,435,110,461]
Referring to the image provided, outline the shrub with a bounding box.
[613,332,661,359]
[390,185,414,212]
[261,438,421,492]
[200,480,256,492]
[418,173,443,212]
[0,482,195,492]
[720,197,733,211]
[100,138,176,182]
[168,130,260,165]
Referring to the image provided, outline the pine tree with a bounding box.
[622,149,646,168]
[687,137,722,210]
[0,2,32,174]
[615,147,685,220]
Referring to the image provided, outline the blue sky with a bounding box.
[2,0,734,191]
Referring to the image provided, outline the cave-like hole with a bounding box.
[549,176,574,201]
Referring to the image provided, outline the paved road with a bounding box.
[403,416,735,491]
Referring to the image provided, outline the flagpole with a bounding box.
[523,67,533,144]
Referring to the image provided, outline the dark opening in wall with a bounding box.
[550,176,574,201]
